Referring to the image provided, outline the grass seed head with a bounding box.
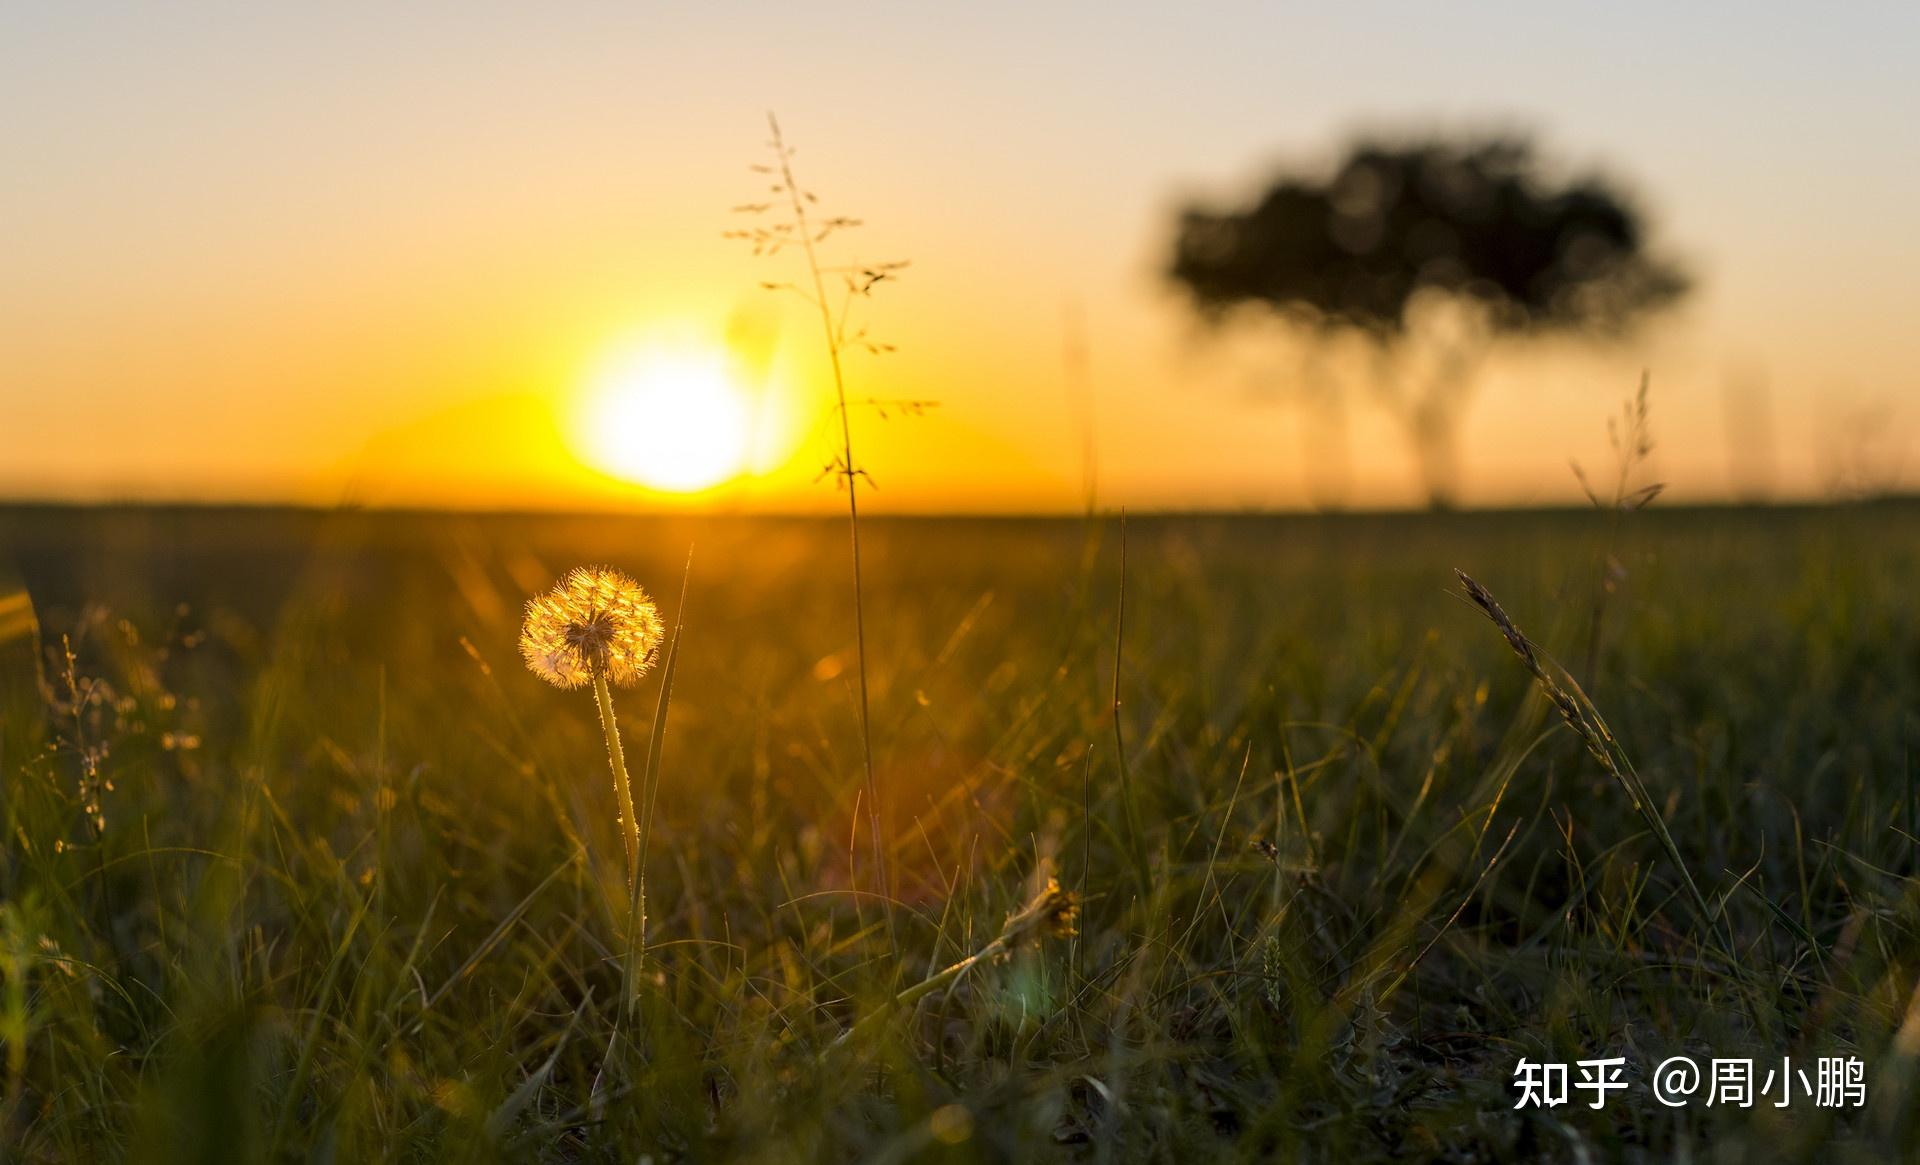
[519,566,664,689]
[1041,881,1081,940]
[1455,570,1535,669]
[1002,876,1080,948]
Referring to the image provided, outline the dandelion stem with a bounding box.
[592,668,640,894]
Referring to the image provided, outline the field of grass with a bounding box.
[3,502,1919,1162]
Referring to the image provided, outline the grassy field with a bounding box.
[2,502,1919,1162]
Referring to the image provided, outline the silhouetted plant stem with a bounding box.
[1111,515,1149,892]
[767,113,894,955]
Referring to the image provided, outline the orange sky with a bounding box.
[5,4,1917,511]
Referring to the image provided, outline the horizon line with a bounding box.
[2,494,1914,523]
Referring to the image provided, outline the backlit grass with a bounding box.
[2,504,1918,1161]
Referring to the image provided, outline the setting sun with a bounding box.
[573,342,760,492]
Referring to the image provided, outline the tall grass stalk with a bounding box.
[1571,371,1662,682]
[1455,570,1715,931]
[1110,514,1148,893]
[757,113,893,947]
[622,551,690,1016]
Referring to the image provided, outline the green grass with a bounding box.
[3,502,1919,1162]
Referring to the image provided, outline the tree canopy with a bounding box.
[1167,134,1690,507]
[1169,136,1688,341]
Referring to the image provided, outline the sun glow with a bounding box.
[573,341,762,492]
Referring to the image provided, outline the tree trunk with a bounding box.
[1405,343,1480,510]
[1411,398,1460,511]
[1297,355,1352,511]
[1367,331,1481,511]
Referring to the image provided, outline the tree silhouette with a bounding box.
[1169,135,1689,507]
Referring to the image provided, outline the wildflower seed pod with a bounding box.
[520,566,665,689]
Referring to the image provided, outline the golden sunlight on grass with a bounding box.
[571,336,774,493]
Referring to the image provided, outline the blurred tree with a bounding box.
[1169,135,1689,508]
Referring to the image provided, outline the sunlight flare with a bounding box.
[573,341,762,492]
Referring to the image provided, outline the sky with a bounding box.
[4,1,1918,511]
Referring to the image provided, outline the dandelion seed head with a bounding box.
[519,566,664,689]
